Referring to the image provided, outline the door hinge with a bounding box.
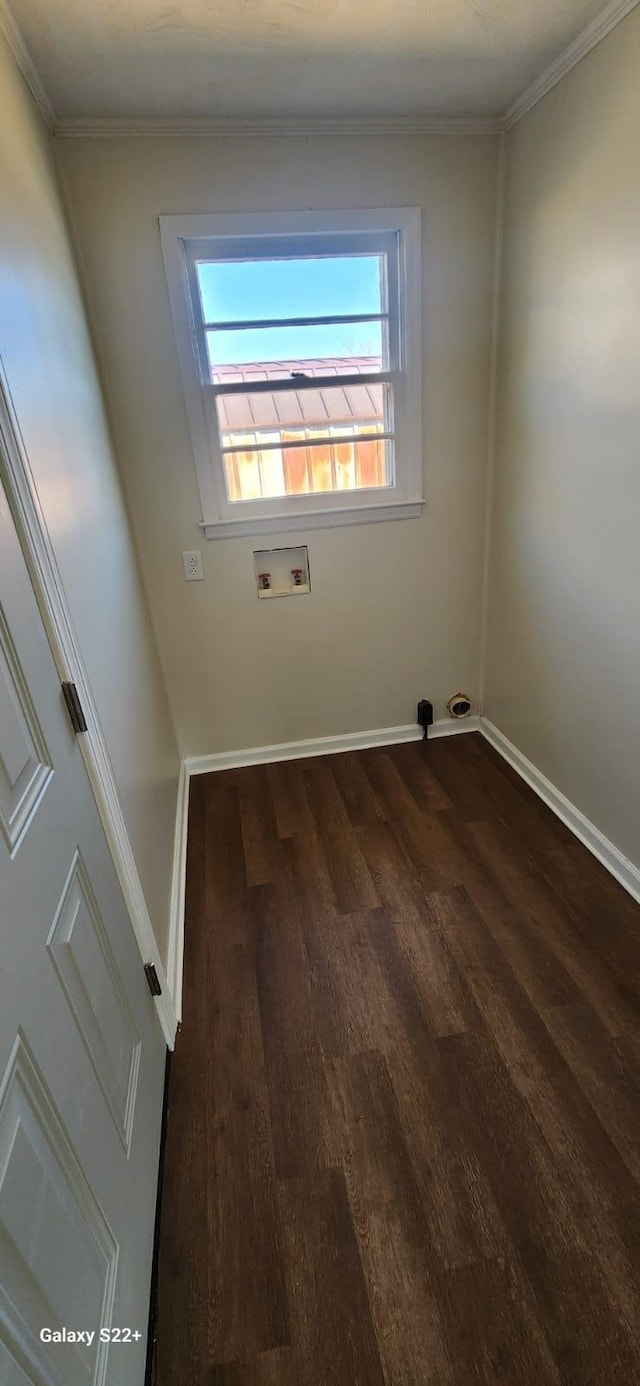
[144,963,162,997]
[61,681,88,734]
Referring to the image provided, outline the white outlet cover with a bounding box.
[182,550,203,581]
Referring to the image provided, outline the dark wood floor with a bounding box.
[154,732,640,1385]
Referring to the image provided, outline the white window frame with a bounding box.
[159,208,424,539]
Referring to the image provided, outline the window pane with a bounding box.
[197,255,383,325]
[223,437,389,503]
[216,382,388,440]
[207,320,384,381]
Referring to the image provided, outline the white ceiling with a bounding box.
[6,0,618,122]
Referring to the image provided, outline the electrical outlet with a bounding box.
[182,550,203,581]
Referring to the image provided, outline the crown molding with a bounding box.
[0,0,54,129]
[503,0,640,129]
[2,0,639,142]
[52,113,503,138]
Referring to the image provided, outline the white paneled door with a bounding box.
[0,467,167,1385]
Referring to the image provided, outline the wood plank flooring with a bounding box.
[154,732,640,1385]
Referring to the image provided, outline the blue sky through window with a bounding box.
[197,255,384,365]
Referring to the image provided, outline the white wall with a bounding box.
[484,8,640,870]
[56,132,498,757]
[0,33,180,959]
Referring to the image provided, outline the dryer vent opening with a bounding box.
[447,692,472,719]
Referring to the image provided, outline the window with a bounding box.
[160,209,423,537]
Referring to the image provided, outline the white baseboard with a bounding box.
[185,715,479,776]
[480,719,640,906]
[166,763,189,1025]
[429,715,480,741]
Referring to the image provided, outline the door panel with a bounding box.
[0,461,166,1386]
[0,1037,117,1386]
[0,604,52,856]
[46,852,142,1153]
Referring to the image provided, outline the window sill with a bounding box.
[201,499,425,540]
